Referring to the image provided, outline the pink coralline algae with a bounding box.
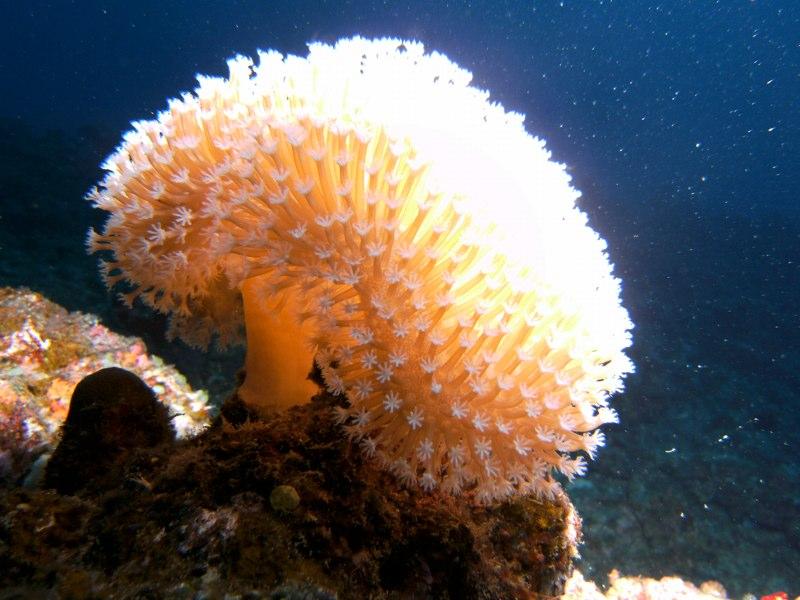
[0,287,212,484]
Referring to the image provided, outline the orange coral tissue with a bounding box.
[87,37,634,503]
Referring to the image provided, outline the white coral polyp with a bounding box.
[89,37,634,504]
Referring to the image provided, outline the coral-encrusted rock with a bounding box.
[0,286,213,486]
[45,367,175,495]
[0,388,579,598]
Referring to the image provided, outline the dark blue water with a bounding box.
[2,1,798,595]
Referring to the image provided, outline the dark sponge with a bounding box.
[44,367,174,495]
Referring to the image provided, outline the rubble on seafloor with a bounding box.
[562,570,798,600]
[0,286,213,485]
[562,569,736,600]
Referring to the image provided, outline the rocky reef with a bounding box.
[1,367,579,599]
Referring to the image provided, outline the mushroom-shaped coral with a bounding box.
[87,37,634,503]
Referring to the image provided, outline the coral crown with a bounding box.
[88,37,634,503]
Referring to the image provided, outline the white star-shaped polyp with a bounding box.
[289,223,307,239]
[416,438,434,461]
[352,379,374,400]
[469,378,488,395]
[420,357,438,373]
[350,327,374,345]
[495,418,513,435]
[524,400,542,418]
[474,437,492,460]
[361,349,378,369]
[419,471,437,491]
[536,426,554,442]
[383,391,402,412]
[463,358,481,374]
[449,445,466,467]
[472,412,489,432]
[406,407,424,430]
[513,435,532,456]
[360,437,377,457]
[392,323,409,338]
[450,401,468,419]
[388,350,407,366]
[354,408,370,426]
[376,363,394,383]
[496,373,515,390]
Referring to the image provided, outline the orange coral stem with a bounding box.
[237,276,318,412]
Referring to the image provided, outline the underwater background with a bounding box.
[1,1,797,595]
